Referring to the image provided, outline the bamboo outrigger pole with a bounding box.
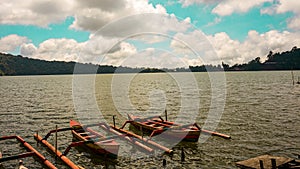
[0,135,57,169]
[95,124,154,153]
[200,129,231,139]
[109,125,173,154]
[34,134,83,169]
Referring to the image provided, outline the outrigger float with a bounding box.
[0,135,57,169]
[122,113,231,142]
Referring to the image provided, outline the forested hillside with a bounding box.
[1,46,300,76]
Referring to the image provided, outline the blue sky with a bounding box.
[0,17,89,46]
[150,0,292,40]
[0,0,300,66]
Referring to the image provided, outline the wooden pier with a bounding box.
[236,154,297,169]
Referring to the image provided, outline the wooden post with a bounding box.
[104,154,108,169]
[113,115,116,128]
[181,147,185,162]
[36,131,39,147]
[163,159,166,167]
[292,70,295,86]
[271,158,276,169]
[55,125,58,161]
[165,110,168,121]
[0,149,2,166]
[140,126,143,139]
[259,160,264,169]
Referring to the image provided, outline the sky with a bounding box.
[0,0,300,67]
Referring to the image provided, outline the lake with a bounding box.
[0,71,299,168]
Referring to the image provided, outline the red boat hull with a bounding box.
[128,114,200,142]
[70,120,119,158]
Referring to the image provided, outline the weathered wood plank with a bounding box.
[236,155,294,169]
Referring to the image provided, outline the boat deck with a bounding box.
[236,154,295,169]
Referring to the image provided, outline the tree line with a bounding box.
[0,46,300,76]
[222,46,300,71]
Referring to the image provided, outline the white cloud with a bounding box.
[0,0,74,27]
[130,34,169,44]
[21,38,83,62]
[86,13,190,38]
[260,5,277,15]
[15,29,300,67]
[276,0,300,30]
[287,17,300,30]
[207,32,241,64]
[111,48,188,68]
[0,0,168,32]
[275,0,300,14]
[205,17,222,27]
[20,36,138,65]
[20,43,37,56]
[212,0,272,16]
[102,42,137,66]
[0,34,28,52]
[178,0,271,16]
[208,30,300,65]
[261,0,300,30]
[171,30,219,65]
[179,0,221,7]
[170,29,300,66]
[0,0,193,40]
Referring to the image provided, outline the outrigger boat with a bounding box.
[35,119,173,164]
[124,114,201,142]
[70,120,119,158]
[123,114,231,142]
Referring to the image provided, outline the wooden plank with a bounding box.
[0,152,35,163]
[236,155,294,169]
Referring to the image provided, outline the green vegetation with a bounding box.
[0,46,300,76]
[223,46,300,71]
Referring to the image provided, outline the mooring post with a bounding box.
[104,154,108,169]
[181,147,185,162]
[259,160,264,169]
[113,115,116,128]
[163,159,166,167]
[140,126,143,139]
[165,110,168,121]
[36,131,39,147]
[292,70,295,86]
[55,125,58,161]
[271,158,276,169]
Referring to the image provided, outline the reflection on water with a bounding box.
[0,71,300,168]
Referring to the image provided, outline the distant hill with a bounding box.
[222,46,300,71]
[0,53,172,76]
[0,46,300,76]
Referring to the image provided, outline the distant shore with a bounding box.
[1,46,300,76]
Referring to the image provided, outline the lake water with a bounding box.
[0,71,300,168]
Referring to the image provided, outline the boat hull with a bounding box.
[70,120,119,158]
[128,115,200,142]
